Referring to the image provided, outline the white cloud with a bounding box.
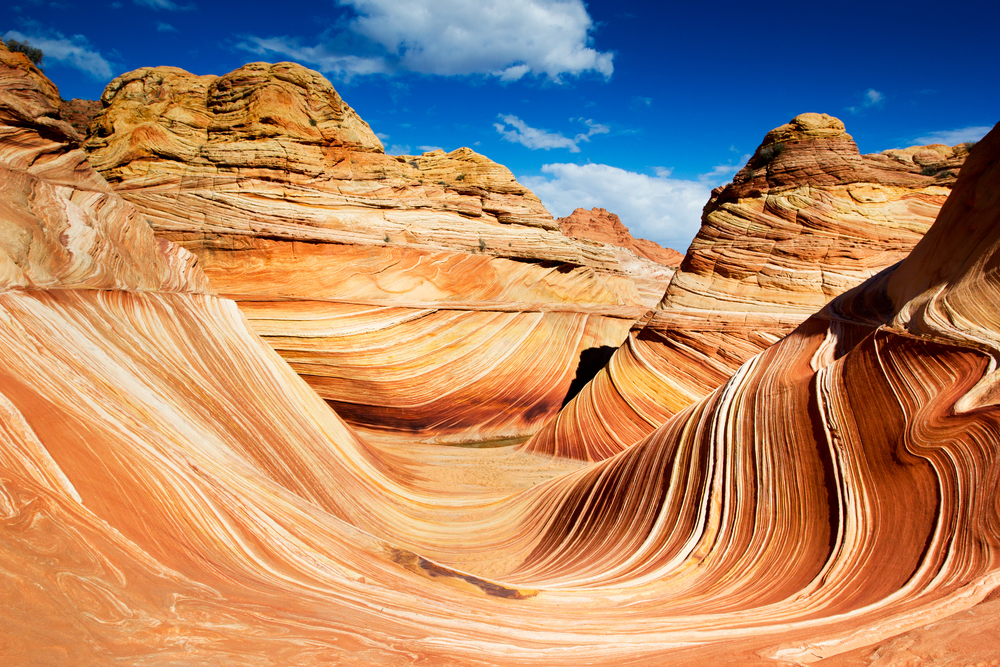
[244,0,611,81]
[344,0,612,80]
[237,35,390,78]
[495,115,578,151]
[912,126,991,146]
[134,0,191,9]
[848,88,884,113]
[494,115,609,152]
[579,118,609,137]
[375,132,390,141]
[2,29,112,79]
[700,154,752,180]
[417,145,443,152]
[387,144,411,155]
[156,22,177,32]
[521,163,716,251]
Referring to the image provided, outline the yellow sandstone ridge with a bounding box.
[81,61,679,442]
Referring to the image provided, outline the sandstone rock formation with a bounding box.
[58,97,101,137]
[524,113,971,459]
[79,62,676,443]
[559,206,684,267]
[4,43,1000,665]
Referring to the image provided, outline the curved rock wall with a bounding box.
[524,113,971,459]
[4,44,1000,665]
[81,62,671,441]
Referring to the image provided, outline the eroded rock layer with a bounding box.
[79,62,669,441]
[3,44,1000,665]
[559,206,685,267]
[524,113,971,460]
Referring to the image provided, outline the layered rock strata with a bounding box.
[559,206,684,267]
[80,62,668,442]
[525,113,971,459]
[4,45,1000,665]
[58,97,101,136]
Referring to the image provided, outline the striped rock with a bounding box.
[4,43,1000,665]
[81,61,674,442]
[523,113,971,460]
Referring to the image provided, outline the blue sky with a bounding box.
[3,0,996,251]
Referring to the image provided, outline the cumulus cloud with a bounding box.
[2,29,112,79]
[237,35,390,78]
[494,115,609,152]
[521,163,716,251]
[912,126,991,146]
[387,144,411,155]
[848,88,884,113]
[156,22,177,32]
[344,0,612,80]
[243,0,612,81]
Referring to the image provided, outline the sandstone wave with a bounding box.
[524,113,971,460]
[3,42,1000,665]
[79,61,679,442]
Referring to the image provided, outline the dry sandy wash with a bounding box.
[2,43,1000,666]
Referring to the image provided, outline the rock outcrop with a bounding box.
[4,44,1000,665]
[58,97,101,137]
[80,62,673,442]
[559,206,684,267]
[524,113,971,459]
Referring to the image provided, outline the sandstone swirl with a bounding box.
[5,43,1000,665]
[524,113,971,460]
[80,62,673,443]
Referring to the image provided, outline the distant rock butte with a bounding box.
[58,98,101,138]
[524,112,971,460]
[81,61,675,442]
[558,207,684,267]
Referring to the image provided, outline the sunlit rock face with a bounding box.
[557,206,682,302]
[559,206,685,267]
[0,49,206,294]
[79,61,673,442]
[4,43,1000,665]
[524,113,972,460]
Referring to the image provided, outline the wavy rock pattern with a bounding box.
[525,113,971,460]
[79,61,672,440]
[4,44,1000,665]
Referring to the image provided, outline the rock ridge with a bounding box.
[558,207,684,267]
[523,111,971,460]
[79,60,674,441]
